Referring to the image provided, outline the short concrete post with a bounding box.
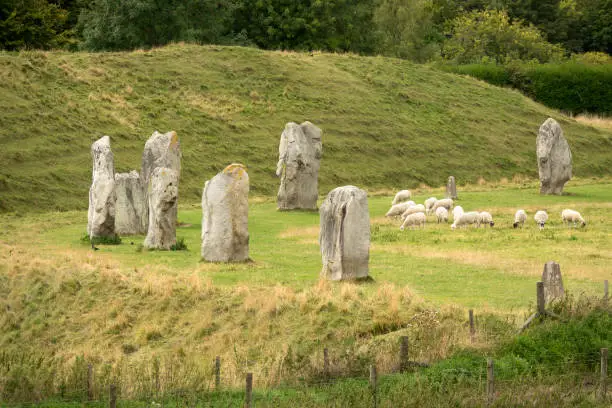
[399,336,409,373]
[245,373,253,408]
[469,309,475,343]
[601,348,608,400]
[109,384,116,408]
[536,282,545,314]
[370,364,377,408]
[215,356,221,389]
[487,358,495,406]
[323,348,329,377]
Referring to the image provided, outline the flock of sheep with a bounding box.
[385,190,587,231]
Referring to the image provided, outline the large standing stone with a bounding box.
[276,121,322,210]
[446,176,457,200]
[87,136,116,239]
[319,186,370,281]
[141,130,181,188]
[542,261,564,303]
[201,164,249,262]
[144,167,179,250]
[114,170,147,235]
[537,118,572,195]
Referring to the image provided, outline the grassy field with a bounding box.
[1,44,612,213]
[0,180,609,403]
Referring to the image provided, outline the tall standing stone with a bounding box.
[276,121,322,210]
[144,167,179,250]
[319,186,370,281]
[542,261,564,303]
[87,136,116,239]
[141,130,181,186]
[114,170,147,235]
[537,118,572,195]
[446,176,457,199]
[201,164,249,262]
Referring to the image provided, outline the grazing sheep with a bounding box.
[400,212,426,230]
[534,210,548,230]
[478,211,494,227]
[561,209,586,228]
[425,197,437,215]
[451,211,480,229]
[385,201,415,217]
[453,205,464,221]
[432,198,453,212]
[435,207,449,223]
[513,210,527,228]
[392,190,412,205]
[400,204,426,220]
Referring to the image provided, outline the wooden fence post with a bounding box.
[323,348,329,378]
[245,373,253,408]
[469,309,475,343]
[87,364,93,400]
[399,336,409,373]
[109,384,116,408]
[536,282,545,314]
[487,358,495,406]
[601,348,608,400]
[215,356,221,390]
[370,364,377,408]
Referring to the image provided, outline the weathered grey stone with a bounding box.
[141,130,181,187]
[446,176,457,199]
[201,164,249,262]
[114,170,147,235]
[144,167,179,249]
[87,136,116,238]
[319,186,370,281]
[542,261,564,303]
[537,118,572,195]
[276,121,322,210]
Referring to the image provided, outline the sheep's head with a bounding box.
[399,225,405,231]
[513,222,518,228]
[489,221,495,227]
[451,224,456,230]
[581,221,586,227]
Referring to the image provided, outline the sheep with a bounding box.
[534,210,548,230]
[451,211,480,229]
[385,201,415,217]
[453,205,464,221]
[478,211,494,227]
[432,198,453,212]
[435,207,449,223]
[400,212,426,230]
[392,190,412,205]
[513,209,527,228]
[561,209,586,228]
[424,197,437,215]
[400,204,426,220]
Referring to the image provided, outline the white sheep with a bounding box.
[435,207,449,223]
[453,205,464,221]
[400,204,426,220]
[534,210,548,230]
[561,209,586,228]
[425,197,437,215]
[400,212,426,230]
[478,211,494,227]
[432,198,453,212]
[451,211,480,229]
[385,201,415,217]
[513,210,527,228]
[392,190,412,205]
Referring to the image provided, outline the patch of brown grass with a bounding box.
[574,114,612,130]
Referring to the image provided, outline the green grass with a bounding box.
[1,44,611,213]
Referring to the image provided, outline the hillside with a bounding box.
[0,43,611,212]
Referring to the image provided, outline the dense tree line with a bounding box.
[0,0,610,61]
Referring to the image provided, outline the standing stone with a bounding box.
[537,118,572,195]
[114,170,147,235]
[87,136,116,239]
[141,130,181,186]
[319,186,370,281]
[542,261,564,303]
[446,176,457,199]
[201,164,249,262]
[144,167,179,250]
[276,121,322,210]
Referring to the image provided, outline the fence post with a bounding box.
[87,363,93,400]
[370,364,377,408]
[215,356,221,390]
[324,348,329,378]
[487,358,495,406]
[536,282,545,314]
[245,373,253,408]
[605,280,609,302]
[109,384,116,408]
[399,336,409,372]
[469,309,475,343]
[601,348,608,400]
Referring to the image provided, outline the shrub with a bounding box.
[80,233,122,245]
[170,237,188,251]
